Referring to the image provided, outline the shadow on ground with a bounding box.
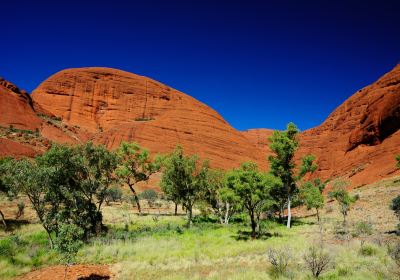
[78,274,110,280]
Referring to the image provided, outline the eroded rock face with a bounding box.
[244,64,400,187]
[0,77,42,131]
[2,64,399,188]
[32,67,265,169]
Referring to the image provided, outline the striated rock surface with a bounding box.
[245,64,400,187]
[2,64,400,188]
[0,78,42,131]
[32,67,265,169]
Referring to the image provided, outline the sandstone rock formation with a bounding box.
[243,64,400,188]
[2,64,399,188]
[0,77,42,131]
[31,67,266,170]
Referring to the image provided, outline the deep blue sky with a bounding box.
[1,0,399,131]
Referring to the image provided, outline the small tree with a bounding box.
[139,189,158,208]
[301,179,326,223]
[329,180,357,228]
[391,195,400,233]
[116,142,160,214]
[0,157,17,230]
[226,162,281,238]
[396,155,400,168]
[55,223,84,280]
[269,123,317,228]
[160,146,208,227]
[104,187,123,205]
[201,169,239,224]
[304,246,331,278]
[267,247,292,276]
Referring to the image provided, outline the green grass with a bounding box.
[1,197,399,279]
[0,224,59,279]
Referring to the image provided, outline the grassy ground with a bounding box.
[0,177,399,279]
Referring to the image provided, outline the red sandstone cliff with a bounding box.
[1,64,399,187]
[31,67,265,170]
[242,64,400,187]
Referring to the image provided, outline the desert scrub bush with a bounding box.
[388,241,400,267]
[303,246,331,278]
[353,220,373,237]
[359,243,377,256]
[267,247,292,277]
[139,189,158,208]
[104,186,123,205]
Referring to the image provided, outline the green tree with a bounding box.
[104,187,123,205]
[0,157,18,229]
[7,143,118,247]
[390,195,400,232]
[201,169,239,224]
[328,180,357,228]
[139,189,158,208]
[268,123,317,228]
[55,223,84,280]
[396,155,400,168]
[160,146,208,227]
[116,142,160,214]
[300,178,326,223]
[225,162,281,238]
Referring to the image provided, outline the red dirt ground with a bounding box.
[15,264,111,280]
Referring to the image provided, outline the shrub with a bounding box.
[105,187,123,205]
[303,246,331,278]
[139,189,158,208]
[359,244,377,256]
[354,221,373,237]
[267,247,292,276]
[388,242,400,268]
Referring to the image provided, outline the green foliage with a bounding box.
[268,123,318,228]
[0,157,17,198]
[104,186,123,205]
[139,189,158,207]
[328,180,357,225]
[300,179,325,222]
[160,146,209,227]
[391,195,400,219]
[354,221,373,237]
[201,169,239,224]
[55,223,84,264]
[4,143,119,247]
[396,155,400,168]
[116,142,161,213]
[359,244,377,256]
[268,122,299,190]
[225,162,281,238]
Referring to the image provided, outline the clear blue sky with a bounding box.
[1,0,399,131]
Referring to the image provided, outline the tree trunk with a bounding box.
[316,208,320,223]
[279,204,284,224]
[128,184,141,214]
[187,204,193,228]
[0,209,7,230]
[64,265,68,280]
[250,211,257,239]
[46,228,54,249]
[224,202,230,225]
[174,202,178,216]
[286,195,292,228]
